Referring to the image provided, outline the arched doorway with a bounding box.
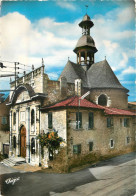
[20,126,26,158]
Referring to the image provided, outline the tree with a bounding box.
[37,130,64,159]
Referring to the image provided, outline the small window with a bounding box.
[89,142,93,151]
[76,112,82,129]
[31,138,35,154]
[88,112,94,129]
[107,117,113,127]
[13,112,16,125]
[2,117,7,125]
[31,109,35,125]
[73,144,81,154]
[124,118,129,127]
[13,136,16,148]
[110,139,114,148]
[48,112,52,129]
[126,136,130,144]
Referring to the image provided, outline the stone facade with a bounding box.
[66,109,135,156]
[89,88,128,109]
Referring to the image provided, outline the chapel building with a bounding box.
[8,14,136,167]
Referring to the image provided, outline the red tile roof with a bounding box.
[42,96,102,110]
[104,107,136,116]
[41,96,136,116]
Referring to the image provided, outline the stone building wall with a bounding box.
[67,108,135,156]
[89,88,128,109]
[41,109,67,141]
[42,80,75,106]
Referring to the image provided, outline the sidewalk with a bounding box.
[13,163,42,172]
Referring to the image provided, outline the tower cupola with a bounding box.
[73,14,98,71]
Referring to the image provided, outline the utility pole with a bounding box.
[0,74,15,77]
[78,91,90,129]
[14,62,19,90]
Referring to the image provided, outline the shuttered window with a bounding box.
[107,117,113,127]
[124,118,129,127]
[126,136,130,144]
[88,112,94,129]
[89,142,93,151]
[76,112,82,129]
[2,117,7,125]
[73,144,81,154]
[48,112,52,129]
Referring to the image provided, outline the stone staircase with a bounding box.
[1,157,26,167]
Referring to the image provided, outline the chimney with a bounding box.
[75,79,82,96]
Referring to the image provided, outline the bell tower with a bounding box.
[73,14,98,71]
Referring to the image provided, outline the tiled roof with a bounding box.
[59,60,128,92]
[87,60,128,90]
[103,107,136,116]
[41,96,102,110]
[58,60,87,86]
[41,96,136,116]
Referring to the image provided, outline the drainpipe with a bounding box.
[39,105,41,166]
[26,107,30,163]
[9,111,12,157]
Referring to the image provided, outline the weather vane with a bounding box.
[85,5,88,14]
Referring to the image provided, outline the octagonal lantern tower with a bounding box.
[73,14,98,71]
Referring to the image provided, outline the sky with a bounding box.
[0,0,135,101]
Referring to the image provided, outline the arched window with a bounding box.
[98,94,107,106]
[13,112,16,125]
[31,109,35,125]
[13,136,16,148]
[31,138,35,154]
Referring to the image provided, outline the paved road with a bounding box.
[0,152,136,196]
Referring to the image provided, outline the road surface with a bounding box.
[0,152,136,196]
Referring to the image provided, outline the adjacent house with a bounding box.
[8,13,136,167]
[0,94,10,157]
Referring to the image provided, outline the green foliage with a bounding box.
[37,130,63,157]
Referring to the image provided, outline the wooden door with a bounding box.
[20,126,26,157]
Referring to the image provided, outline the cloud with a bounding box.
[48,72,59,80]
[122,66,136,74]
[92,6,135,71]
[0,4,135,96]
[56,2,76,11]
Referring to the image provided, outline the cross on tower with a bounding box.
[85,5,88,14]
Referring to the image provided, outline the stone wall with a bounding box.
[67,108,135,156]
[42,81,75,106]
[89,88,128,109]
[41,109,67,141]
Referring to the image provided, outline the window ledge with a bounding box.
[88,128,94,130]
[74,128,83,131]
